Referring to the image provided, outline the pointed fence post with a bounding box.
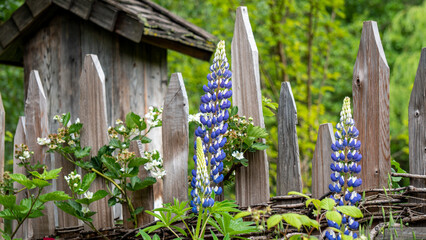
[162,73,189,204]
[312,123,335,199]
[79,54,113,229]
[232,6,269,206]
[409,48,426,214]
[277,82,302,196]
[122,141,154,228]
[25,70,54,237]
[13,117,31,239]
[352,21,390,190]
[0,94,4,232]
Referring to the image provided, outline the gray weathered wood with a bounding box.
[115,12,144,43]
[79,54,113,229]
[232,6,269,206]
[0,20,19,48]
[12,3,33,31]
[89,1,118,31]
[26,0,51,17]
[162,72,189,204]
[0,93,4,232]
[277,82,302,196]
[53,0,72,9]
[352,21,390,190]
[70,0,95,19]
[25,70,54,238]
[409,48,426,215]
[312,123,335,198]
[122,141,154,228]
[13,117,31,239]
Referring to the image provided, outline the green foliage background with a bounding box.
[1,0,425,194]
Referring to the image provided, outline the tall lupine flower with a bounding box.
[325,97,362,240]
[191,40,232,213]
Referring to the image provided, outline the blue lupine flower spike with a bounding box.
[191,41,232,213]
[325,97,362,240]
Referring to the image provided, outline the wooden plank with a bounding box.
[409,48,426,215]
[122,141,154,228]
[0,93,4,232]
[0,20,20,48]
[162,72,189,204]
[26,0,52,17]
[312,123,335,199]
[70,0,95,20]
[115,12,144,43]
[53,0,73,9]
[277,82,302,196]
[89,0,118,32]
[232,7,269,206]
[24,70,55,238]
[352,21,390,190]
[79,54,113,229]
[12,117,31,239]
[11,3,34,31]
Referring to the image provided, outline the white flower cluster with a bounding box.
[64,171,81,188]
[144,106,163,127]
[37,137,51,145]
[232,151,244,160]
[19,151,31,160]
[143,150,166,179]
[188,113,202,125]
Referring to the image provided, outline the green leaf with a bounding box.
[0,209,17,220]
[128,157,149,168]
[136,230,152,240]
[80,172,96,193]
[230,106,238,117]
[31,179,51,188]
[69,123,83,134]
[233,211,251,220]
[336,206,363,218]
[40,191,71,202]
[306,198,321,210]
[267,214,282,229]
[28,171,42,178]
[28,210,44,219]
[108,197,117,207]
[140,136,152,144]
[42,167,62,180]
[126,112,142,129]
[288,191,310,199]
[134,207,144,215]
[109,138,122,149]
[75,147,91,159]
[247,125,268,138]
[298,215,319,229]
[251,142,269,150]
[101,155,121,178]
[131,176,157,191]
[326,211,342,226]
[320,198,336,211]
[341,234,354,240]
[10,174,35,189]
[0,195,16,208]
[282,213,302,230]
[63,113,71,127]
[90,190,108,204]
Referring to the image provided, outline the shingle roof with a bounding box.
[0,0,217,66]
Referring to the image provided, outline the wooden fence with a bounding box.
[0,6,425,239]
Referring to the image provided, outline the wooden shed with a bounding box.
[0,0,215,238]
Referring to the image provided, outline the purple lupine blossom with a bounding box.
[191,40,232,213]
[325,97,362,240]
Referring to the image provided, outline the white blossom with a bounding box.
[84,191,93,199]
[37,137,51,145]
[232,151,244,160]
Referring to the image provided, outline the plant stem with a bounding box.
[11,188,42,239]
[181,218,195,240]
[85,221,110,240]
[199,213,211,239]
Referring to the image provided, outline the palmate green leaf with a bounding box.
[136,230,152,240]
[31,178,51,188]
[251,142,268,151]
[336,206,363,218]
[282,213,303,230]
[39,191,71,203]
[42,167,62,180]
[247,125,268,138]
[9,173,35,189]
[326,211,342,226]
[233,211,251,220]
[320,198,336,211]
[267,214,282,229]
[75,147,91,159]
[230,106,238,117]
[0,209,17,220]
[69,123,83,133]
[210,200,240,214]
[0,195,16,208]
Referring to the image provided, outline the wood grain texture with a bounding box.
[79,54,113,229]
[162,72,189,204]
[13,117,32,239]
[409,48,426,215]
[352,21,390,190]
[89,0,118,31]
[232,6,269,206]
[26,0,52,17]
[312,123,335,199]
[122,141,154,228]
[25,70,55,238]
[115,12,144,43]
[70,0,95,19]
[11,3,33,31]
[53,0,72,9]
[0,20,19,48]
[277,82,302,196]
[0,93,4,232]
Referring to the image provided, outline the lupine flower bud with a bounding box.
[326,97,362,240]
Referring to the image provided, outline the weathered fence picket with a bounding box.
[232,6,269,206]
[0,94,4,232]
[409,48,426,214]
[162,72,189,204]
[352,21,390,190]
[13,117,29,239]
[277,82,302,195]
[312,123,335,199]
[24,70,55,238]
[79,54,113,228]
